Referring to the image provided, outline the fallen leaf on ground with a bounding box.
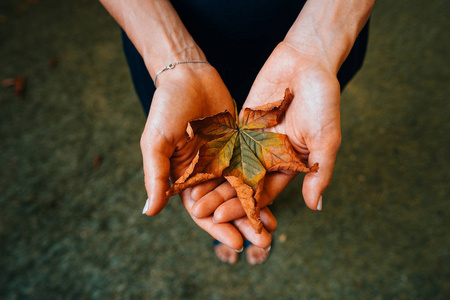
[1,78,16,87]
[15,76,25,97]
[93,155,102,168]
[166,89,319,233]
[2,76,26,98]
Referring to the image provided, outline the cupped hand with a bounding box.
[140,64,272,250]
[191,41,341,222]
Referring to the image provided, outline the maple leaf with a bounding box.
[166,89,319,233]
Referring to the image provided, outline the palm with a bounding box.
[145,66,235,181]
[191,43,342,224]
[244,44,339,149]
[242,42,341,209]
[141,65,274,250]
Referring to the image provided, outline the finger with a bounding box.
[233,217,272,250]
[191,181,237,218]
[302,140,340,211]
[260,207,277,234]
[140,128,174,216]
[190,178,224,201]
[213,198,242,223]
[214,172,295,223]
[181,190,244,251]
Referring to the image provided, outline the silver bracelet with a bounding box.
[153,60,210,86]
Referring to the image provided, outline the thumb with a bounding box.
[302,137,341,211]
[140,128,174,216]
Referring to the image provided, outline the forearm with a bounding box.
[284,0,376,74]
[99,0,205,78]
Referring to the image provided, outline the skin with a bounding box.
[191,0,376,262]
[100,0,274,252]
[191,43,341,220]
[214,244,270,265]
[100,0,376,263]
[214,208,275,264]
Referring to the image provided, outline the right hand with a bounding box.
[140,63,273,250]
[190,41,342,225]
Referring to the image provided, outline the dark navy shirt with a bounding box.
[122,0,368,115]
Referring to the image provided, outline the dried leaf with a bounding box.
[1,78,16,87]
[240,88,293,130]
[93,154,102,168]
[187,111,236,142]
[15,76,25,98]
[2,76,26,97]
[225,175,264,233]
[167,88,319,233]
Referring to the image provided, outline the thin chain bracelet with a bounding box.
[153,60,210,87]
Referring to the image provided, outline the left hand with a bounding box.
[140,63,274,250]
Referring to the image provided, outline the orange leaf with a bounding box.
[187,111,236,142]
[239,88,293,129]
[167,88,318,233]
[225,175,263,233]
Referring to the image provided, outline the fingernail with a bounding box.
[268,201,273,205]
[317,195,322,211]
[212,217,217,224]
[235,246,244,253]
[191,214,198,220]
[142,198,149,214]
[261,245,271,252]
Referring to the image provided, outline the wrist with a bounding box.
[284,0,374,74]
[137,0,206,78]
[100,0,206,79]
[144,43,207,80]
[284,23,356,75]
[275,40,337,80]
[154,62,216,89]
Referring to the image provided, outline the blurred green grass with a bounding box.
[0,0,449,299]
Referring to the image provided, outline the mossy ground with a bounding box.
[1,0,449,299]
